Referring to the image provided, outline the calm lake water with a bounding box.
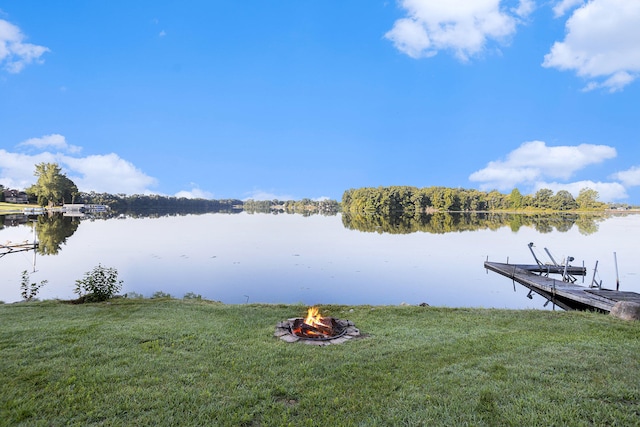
[1,212,639,308]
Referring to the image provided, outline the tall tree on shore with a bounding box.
[533,188,554,209]
[509,188,524,209]
[551,190,578,210]
[576,188,604,210]
[27,163,78,207]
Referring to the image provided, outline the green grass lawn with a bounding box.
[1,299,639,426]
[0,202,40,213]
[0,202,20,212]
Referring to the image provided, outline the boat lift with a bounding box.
[527,242,579,283]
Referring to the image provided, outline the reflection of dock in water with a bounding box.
[485,243,640,317]
[1,223,39,273]
[1,241,39,258]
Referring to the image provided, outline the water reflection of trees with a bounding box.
[36,214,80,255]
[0,210,616,259]
[341,212,607,235]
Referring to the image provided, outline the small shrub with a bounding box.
[124,292,145,299]
[151,291,172,299]
[20,270,47,301]
[74,264,123,302]
[183,292,202,300]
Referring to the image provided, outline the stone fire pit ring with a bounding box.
[274,317,361,346]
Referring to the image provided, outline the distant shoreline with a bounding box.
[2,201,640,215]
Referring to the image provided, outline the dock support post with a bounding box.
[591,261,599,289]
[614,252,620,291]
[562,256,574,282]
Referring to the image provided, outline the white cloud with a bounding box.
[533,180,627,202]
[0,18,50,73]
[175,186,214,199]
[552,0,584,18]
[469,140,617,190]
[0,149,57,190]
[62,153,157,194]
[513,0,535,18]
[243,190,295,201]
[386,18,433,59]
[0,136,158,194]
[611,166,640,187]
[543,0,640,92]
[241,192,330,202]
[18,134,82,154]
[385,0,532,61]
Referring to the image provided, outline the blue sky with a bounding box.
[1,1,640,203]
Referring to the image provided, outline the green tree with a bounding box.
[486,190,504,210]
[521,194,533,208]
[428,187,446,210]
[442,188,460,211]
[533,188,554,209]
[576,188,603,210]
[551,190,578,210]
[27,163,78,207]
[60,175,79,204]
[508,188,523,209]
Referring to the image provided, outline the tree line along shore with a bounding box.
[2,162,639,215]
[341,185,614,214]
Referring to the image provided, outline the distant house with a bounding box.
[3,189,29,204]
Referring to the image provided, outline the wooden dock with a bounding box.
[484,261,640,314]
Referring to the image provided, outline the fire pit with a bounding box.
[274,307,361,346]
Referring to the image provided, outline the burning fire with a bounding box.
[292,307,334,337]
[304,307,330,329]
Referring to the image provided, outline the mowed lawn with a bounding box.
[1,299,639,426]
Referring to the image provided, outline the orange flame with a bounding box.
[304,307,330,328]
[292,306,333,337]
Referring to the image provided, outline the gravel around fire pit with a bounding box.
[274,318,361,346]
